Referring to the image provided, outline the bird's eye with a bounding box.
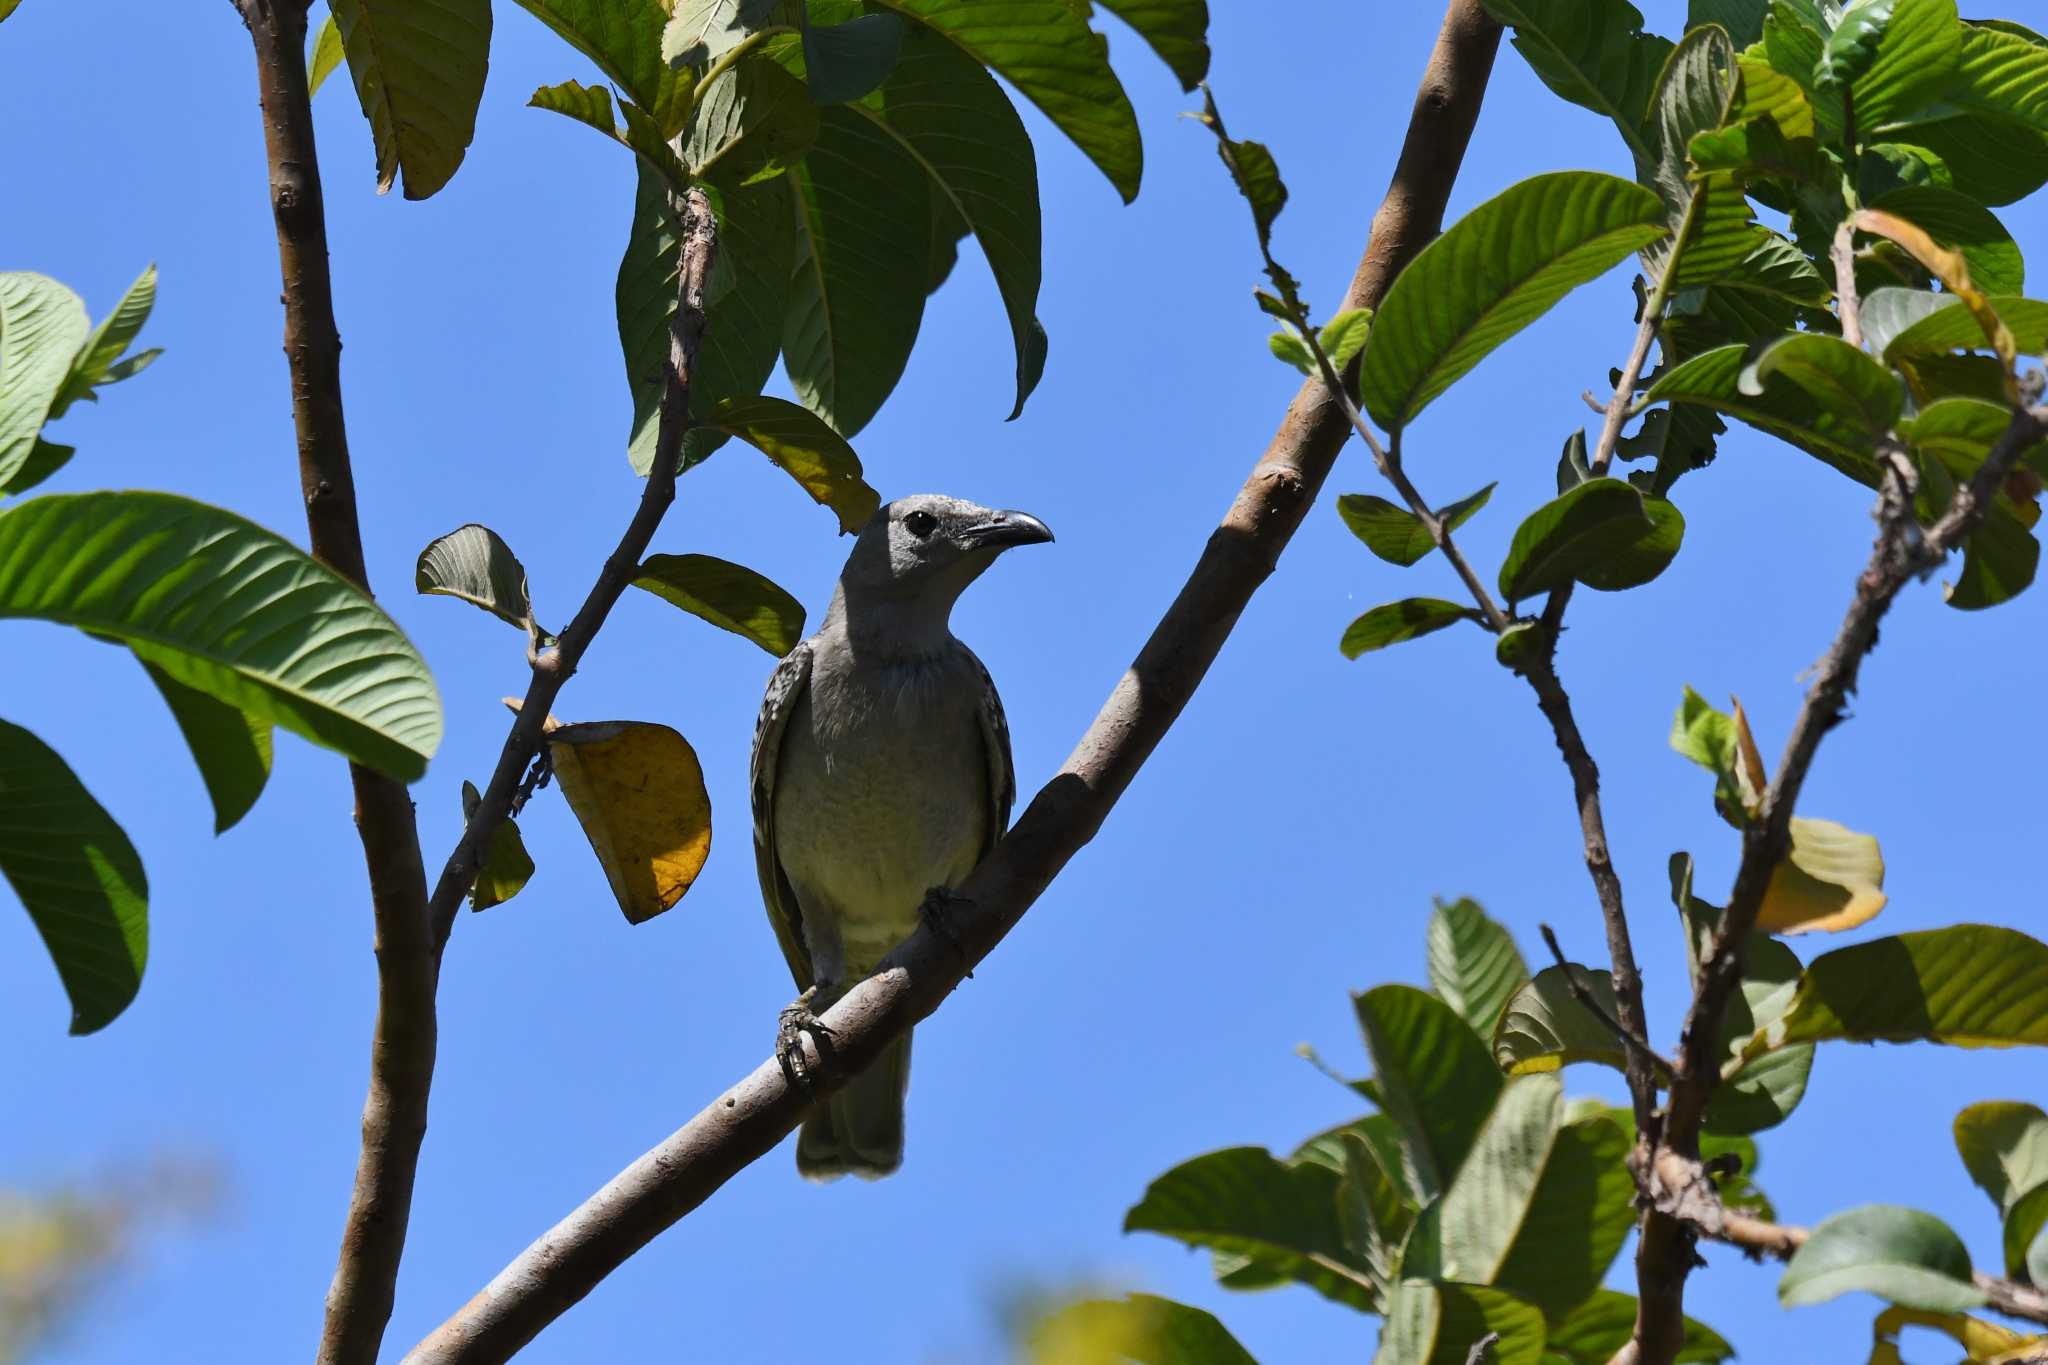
[903,510,939,538]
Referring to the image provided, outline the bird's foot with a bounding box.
[919,886,974,980]
[776,987,834,1096]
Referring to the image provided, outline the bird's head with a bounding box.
[838,494,1054,605]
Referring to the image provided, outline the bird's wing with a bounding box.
[965,646,1017,856]
[751,640,815,991]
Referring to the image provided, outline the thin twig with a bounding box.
[1538,924,1674,1082]
[231,6,439,1363]
[1832,220,1863,350]
[399,8,1506,1360]
[1464,1331,1502,1365]
[1590,274,1672,474]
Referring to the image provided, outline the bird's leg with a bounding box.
[918,886,974,980]
[776,986,836,1095]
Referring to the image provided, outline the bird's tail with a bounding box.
[796,1030,911,1181]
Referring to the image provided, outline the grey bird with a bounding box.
[750,493,1054,1181]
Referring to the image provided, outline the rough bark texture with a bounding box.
[402,6,1505,1361]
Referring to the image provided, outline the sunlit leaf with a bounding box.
[1740,332,1902,438]
[1756,817,1887,934]
[461,779,535,911]
[1123,1147,1377,1312]
[308,13,346,97]
[0,273,89,491]
[328,0,491,198]
[0,493,442,781]
[1438,1075,1563,1285]
[1953,1102,2048,1217]
[1360,173,1666,430]
[1427,897,1529,1036]
[1024,1294,1255,1365]
[1494,1113,1637,1321]
[1493,965,1627,1075]
[1646,342,1885,485]
[513,0,697,135]
[1497,478,1654,602]
[1780,1205,1986,1312]
[549,720,710,924]
[1871,185,2025,295]
[632,552,805,656]
[51,265,159,417]
[1337,485,1494,568]
[697,394,881,532]
[1338,599,1479,659]
[684,57,819,186]
[1354,984,1503,1200]
[0,718,147,1034]
[1374,1281,1546,1365]
[1645,26,1753,289]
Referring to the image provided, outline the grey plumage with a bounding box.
[751,494,1051,1181]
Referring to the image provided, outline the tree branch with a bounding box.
[399,6,1505,1361]
[232,6,438,1362]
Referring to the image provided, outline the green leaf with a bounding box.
[1883,296,2048,360]
[0,440,75,499]
[1690,0,1766,46]
[850,23,1045,420]
[1374,1281,1546,1365]
[328,0,491,198]
[1892,111,2048,208]
[513,0,696,135]
[0,718,148,1034]
[1090,0,1209,91]
[1439,1074,1564,1285]
[1953,1102,2048,1217]
[1737,926,2048,1062]
[697,394,881,532]
[0,492,443,782]
[1492,964,1627,1076]
[415,523,535,631]
[1493,1113,1637,1321]
[52,264,159,418]
[872,0,1142,202]
[1496,478,1653,603]
[802,12,904,103]
[1575,494,1684,592]
[308,12,346,97]
[1354,984,1504,1200]
[1861,286,1952,358]
[1319,308,1373,370]
[1338,1131,1410,1289]
[684,57,819,186]
[1870,185,2024,294]
[1269,330,1314,375]
[0,0,22,21]
[2005,1183,2048,1284]
[529,77,617,135]
[1645,342,1885,486]
[632,553,805,656]
[138,658,272,836]
[1706,932,1813,1135]
[1645,26,1754,290]
[1492,620,1543,673]
[1123,1147,1377,1311]
[620,167,794,472]
[1337,485,1494,568]
[1669,684,1753,821]
[1481,0,1674,166]
[784,106,932,437]
[1546,1290,1736,1363]
[1946,503,2038,610]
[663,0,780,67]
[1026,1294,1255,1365]
[1427,898,1530,1036]
[1742,332,1902,438]
[1780,1205,1986,1312]
[0,273,89,490]
[1338,599,1479,659]
[1361,173,1666,430]
[461,780,534,911]
[1834,0,1961,131]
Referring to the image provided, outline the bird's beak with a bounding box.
[960,509,1055,550]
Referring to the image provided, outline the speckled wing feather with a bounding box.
[965,645,1016,852]
[751,640,815,990]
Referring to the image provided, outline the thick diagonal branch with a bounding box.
[400,6,1504,1362]
[233,5,437,1363]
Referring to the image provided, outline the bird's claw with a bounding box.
[777,987,833,1095]
[919,886,973,979]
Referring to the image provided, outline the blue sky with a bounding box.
[4,3,2046,1362]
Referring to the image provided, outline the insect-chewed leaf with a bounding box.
[1756,817,1886,934]
[1024,1294,1255,1365]
[328,0,491,199]
[415,523,536,632]
[461,780,536,911]
[0,492,442,782]
[549,720,711,924]
[633,553,806,656]
[698,394,881,532]
[0,718,148,1035]
[529,78,617,136]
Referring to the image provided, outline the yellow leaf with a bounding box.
[1729,695,1767,814]
[1757,817,1886,935]
[1855,208,2019,390]
[548,720,711,924]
